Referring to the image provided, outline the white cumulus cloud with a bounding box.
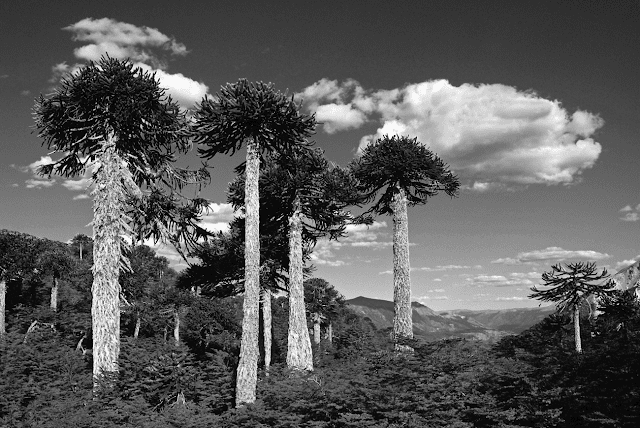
[57,17,208,110]
[299,78,604,189]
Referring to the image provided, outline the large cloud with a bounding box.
[57,17,208,109]
[298,79,604,189]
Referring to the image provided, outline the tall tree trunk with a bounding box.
[50,276,58,312]
[174,309,180,347]
[574,304,582,354]
[236,139,261,407]
[328,321,333,344]
[91,136,125,391]
[79,243,83,260]
[313,313,321,345]
[287,196,314,371]
[133,315,141,339]
[391,187,413,351]
[0,279,6,337]
[262,288,272,372]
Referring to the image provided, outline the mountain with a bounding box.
[347,297,519,341]
[612,260,640,295]
[439,306,556,334]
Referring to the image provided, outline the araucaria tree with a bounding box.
[33,57,203,391]
[191,79,315,406]
[228,148,367,371]
[529,261,616,354]
[351,135,459,350]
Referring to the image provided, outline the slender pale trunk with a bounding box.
[133,315,141,339]
[50,276,58,312]
[79,243,83,260]
[236,139,261,407]
[391,187,413,351]
[0,279,6,337]
[262,288,272,372]
[91,135,124,390]
[174,309,180,347]
[313,314,321,345]
[287,196,314,371]
[574,304,582,354]
[328,321,333,344]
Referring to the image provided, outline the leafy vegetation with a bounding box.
[2,228,639,427]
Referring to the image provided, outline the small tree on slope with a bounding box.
[350,135,459,351]
[529,261,616,354]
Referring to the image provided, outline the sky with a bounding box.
[1,0,638,311]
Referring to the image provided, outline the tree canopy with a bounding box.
[351,135,460,215]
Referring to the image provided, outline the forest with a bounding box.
[1,57,639,427]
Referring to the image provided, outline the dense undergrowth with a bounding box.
[2,293,639,428]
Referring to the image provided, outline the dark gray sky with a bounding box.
[1,0,638,310]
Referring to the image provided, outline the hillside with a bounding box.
[439,306,556,334]
[346,296,518,341]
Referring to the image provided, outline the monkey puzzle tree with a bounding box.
[304,278,345,345]
[0,230,43,338]
[351,135,459,350]
[529,261,616,354]
[36,246,75,312]
[33,57,206,390]
[229,148,368,371]
[70,234,93,261]
[191,79,315,405]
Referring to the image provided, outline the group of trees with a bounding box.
[29,56,461,405]
[19,55,636,425]
[2,236,639,427]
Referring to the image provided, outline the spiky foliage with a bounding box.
[33,57,207,390]
[530,262,616,353]
[179,217,292,298]
[350,135,460,350]
[228,148,369,246]
[192,79,315,165]
[191,79,316,406]
[352,135,460,215]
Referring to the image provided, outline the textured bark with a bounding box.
[174,309,180,347]
[0,279,5,337]
[313,314,321,345]
[391,187,413,351]
[262,288,272,372]
[134,316,141,339]
[328,322,333,344]
[91,136,124,390]
[574,304,582,354]
[286,197,314,371]
[236,139,261,407]
[50,276,58,312]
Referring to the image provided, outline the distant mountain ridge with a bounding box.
[346,296,554,341]
[612,260,640,295]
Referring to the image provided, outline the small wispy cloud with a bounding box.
[491,247,610,265]
[614,256,640,271]
[25,178,56,189]
[619,204,640,222]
